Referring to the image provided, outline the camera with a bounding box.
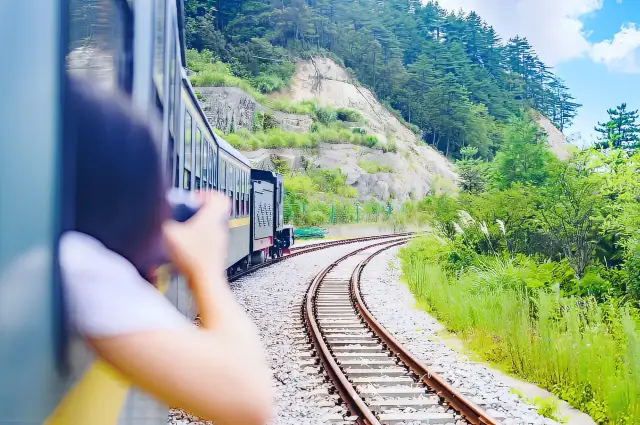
[167,188,202,223]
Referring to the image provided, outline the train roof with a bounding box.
[181,69,252,168]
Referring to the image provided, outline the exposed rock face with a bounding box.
[195,87,313,134]
[535,112,575,160]
[263,57,457,204]
[196,87,262,133]
[243,144,452,206]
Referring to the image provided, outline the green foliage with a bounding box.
[594,103,640,152]
[357,159,392,174]
[222,124,386,151]
[399,236,640,424]
[335,108,362,122]
[492,116,556,189]
[184,0,579,158]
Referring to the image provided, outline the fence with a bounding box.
[284,195,394,226]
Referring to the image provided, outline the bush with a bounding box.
[357,159,392,174]
[382,138,398,153]
[312,105,337,125]
[252,74,287,93]
[362,135,378,148]
[336,108,362,122]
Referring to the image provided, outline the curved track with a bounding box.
[302,239,500,425]
[228,233,414,283]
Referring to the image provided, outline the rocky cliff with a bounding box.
[245,57,458,204]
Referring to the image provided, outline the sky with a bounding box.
[436,0,640,147]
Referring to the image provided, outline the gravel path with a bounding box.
[169,240,387,425]
[359,246,559,425]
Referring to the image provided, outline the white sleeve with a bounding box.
[60,231,191,338]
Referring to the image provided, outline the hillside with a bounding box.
[243,57,457,203]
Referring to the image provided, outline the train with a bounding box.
[0,0,292,423]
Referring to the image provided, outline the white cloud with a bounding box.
[436,0,604,65]
[590,24,640,73]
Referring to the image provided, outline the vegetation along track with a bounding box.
[301,239,500,425]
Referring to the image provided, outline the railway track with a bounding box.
[299,239,500,425]
[228,232,414,283]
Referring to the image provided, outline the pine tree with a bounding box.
[595,103,640,151]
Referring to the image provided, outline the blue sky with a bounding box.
[437,0,640,146]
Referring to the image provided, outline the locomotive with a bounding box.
[0,0,291,423]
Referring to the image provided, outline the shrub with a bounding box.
[252,74,287,93]
[357,159,392,174]
[362,135,378,148]
[336,108,362,122]
[312,105,337,125]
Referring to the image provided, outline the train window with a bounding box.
[228,165,234,217]
[214,151,218,189]
[183,111,192,190]
[202,141,208,189]
[236,169,241,218]
[168,31,176,135]
[209,148,214,189]
[153,0,166,99]
[220,160,226,192]
[240,172,244,216]
[246,173,250,215]
[195,128,202,190]
[67,0,129,91]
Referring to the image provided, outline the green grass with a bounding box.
[221,125,380,151]
[357,159,393,174]
[399,235,640,424]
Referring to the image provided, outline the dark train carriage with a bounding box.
[250,170,291,262]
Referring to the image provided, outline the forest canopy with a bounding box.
[184,0,581,158]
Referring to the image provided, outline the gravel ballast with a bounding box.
[359,246,560,425]
[169,240,387,425]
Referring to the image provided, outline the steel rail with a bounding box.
[350,244,500,425]
[229,233,412,282]
[303,238,412,425]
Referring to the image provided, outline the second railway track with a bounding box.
[299,238,500,425]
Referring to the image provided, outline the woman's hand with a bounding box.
[162,192,229,285]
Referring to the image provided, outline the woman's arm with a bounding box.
[89,284,274,425]
[88,193,274,424]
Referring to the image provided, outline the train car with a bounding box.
[0,0,291,423]
[250,170,293,262]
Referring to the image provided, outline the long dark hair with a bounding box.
[65,75,170,272]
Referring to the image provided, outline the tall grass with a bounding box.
[400,236,640,424]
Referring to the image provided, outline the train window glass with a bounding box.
[195,128,202,190]
[220,160,226,192]
[240,173,244,216]
[228,165,234,217]
[153,0,166,99]
[183,111,192,190]
[168,33,176,135]
[202,139,208,189]
[67,0,126,91]
[213,151,218,189]
[236,169,241,218]
[208,146,213,189]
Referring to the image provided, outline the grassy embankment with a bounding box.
[399,234,640,424]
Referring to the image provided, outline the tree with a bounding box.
[456,146,488,193]
[493,116,555,188]
[537,159,602,278]
[594,103,640,152]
